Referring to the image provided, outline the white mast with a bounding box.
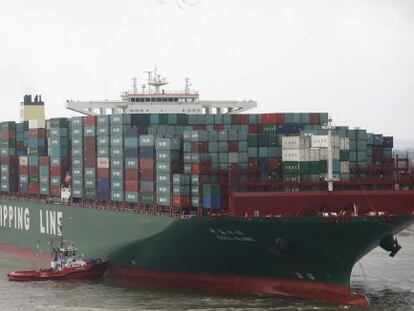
[323,118,336,192]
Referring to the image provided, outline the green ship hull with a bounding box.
[0,198,413,306]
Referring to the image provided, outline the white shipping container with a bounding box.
[19,156,28,166]
[333,148,340,160]
[333,136,340,148]
[311,135,328,148]
[339,137,350,150]
[319,148,328,160]
[282,149,307,162]
[340,161,350,174]
[309,148,320,161]
[303,149,310,162]
[28,119,46,129]
[282,136,309,150]
[97,157,109,169]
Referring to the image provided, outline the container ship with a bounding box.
[1,69,414,307]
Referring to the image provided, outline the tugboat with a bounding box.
[7,228,108,282]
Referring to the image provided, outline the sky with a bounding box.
[0,0,413,148]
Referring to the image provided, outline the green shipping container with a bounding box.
[140,192,154,204]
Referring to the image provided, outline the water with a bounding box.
[1,233,413,311]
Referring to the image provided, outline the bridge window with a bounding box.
[145,98,150,102]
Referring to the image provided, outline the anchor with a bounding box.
[379,235,402,257]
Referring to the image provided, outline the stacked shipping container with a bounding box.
[0,122,18,193]
[0,112,396,211]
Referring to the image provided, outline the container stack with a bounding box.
[184,130,209,209]
[172,174,191,209]
[71,117,84,199]
[202,184,221,209]
[15,122,28,157]
[84,116,97,200]
[110,114,130,203]
[0,121,18,193]
[191,174,200,209]
[139,134,155,205]
[125,127,140,204]
[18,155,28,194]
[349,129,368,174]
[39,156,50,195]
[49,118,70,197]
[97,115,111,202]
[27,119,47,195]
[155,137,181,207]
[0,111,398,206]
[282,136,311,191]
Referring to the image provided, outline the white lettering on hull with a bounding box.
[40,209,63,236]
[0,205,30,231]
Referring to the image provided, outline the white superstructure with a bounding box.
[66,68,257,116]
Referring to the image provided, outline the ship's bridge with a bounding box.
[66,69,256,116]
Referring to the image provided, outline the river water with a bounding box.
[0,231,413,311]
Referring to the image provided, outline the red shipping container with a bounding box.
[84,157,96,167]
[125,169,139,180]
[29,183,40,194]
[50,185,61,197]
[218,174,229,184]
[268,158,280,170]
[0,130,16,139]
[260,113,284,124]
[231,114,249,125]
[19,165,29,175]
[140,170,154,181]
[191,163,211,174]
[248,125,259,133]
[172,195,191,208]
[228,141,238,152]
[84,137,96,146]
[192,142,208,153]
[310,113,320,125]
[248,158,258,168]
[125,180,139,192]
[97,168,110,179]
[51,167,66,177]
[84,116,97,126]
[213,124,224,131]
[28,128,46,138]
[29,166,39,175]
[84,147,96,159]
[1,156,17,166]
[372,148,383,158]
[39,156,50,166]
[140,158,154,170]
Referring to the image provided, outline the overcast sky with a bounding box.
[0,0,413,147]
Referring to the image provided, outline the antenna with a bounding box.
[147,67,168,93]
[132,77,138,94]
[104,79,108,100]
[185,77,191,94]
[143,70,153,94]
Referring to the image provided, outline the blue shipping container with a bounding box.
[203,196,221,209]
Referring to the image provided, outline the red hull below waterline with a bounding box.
[110,267,369,307]
[7,261,108,282]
